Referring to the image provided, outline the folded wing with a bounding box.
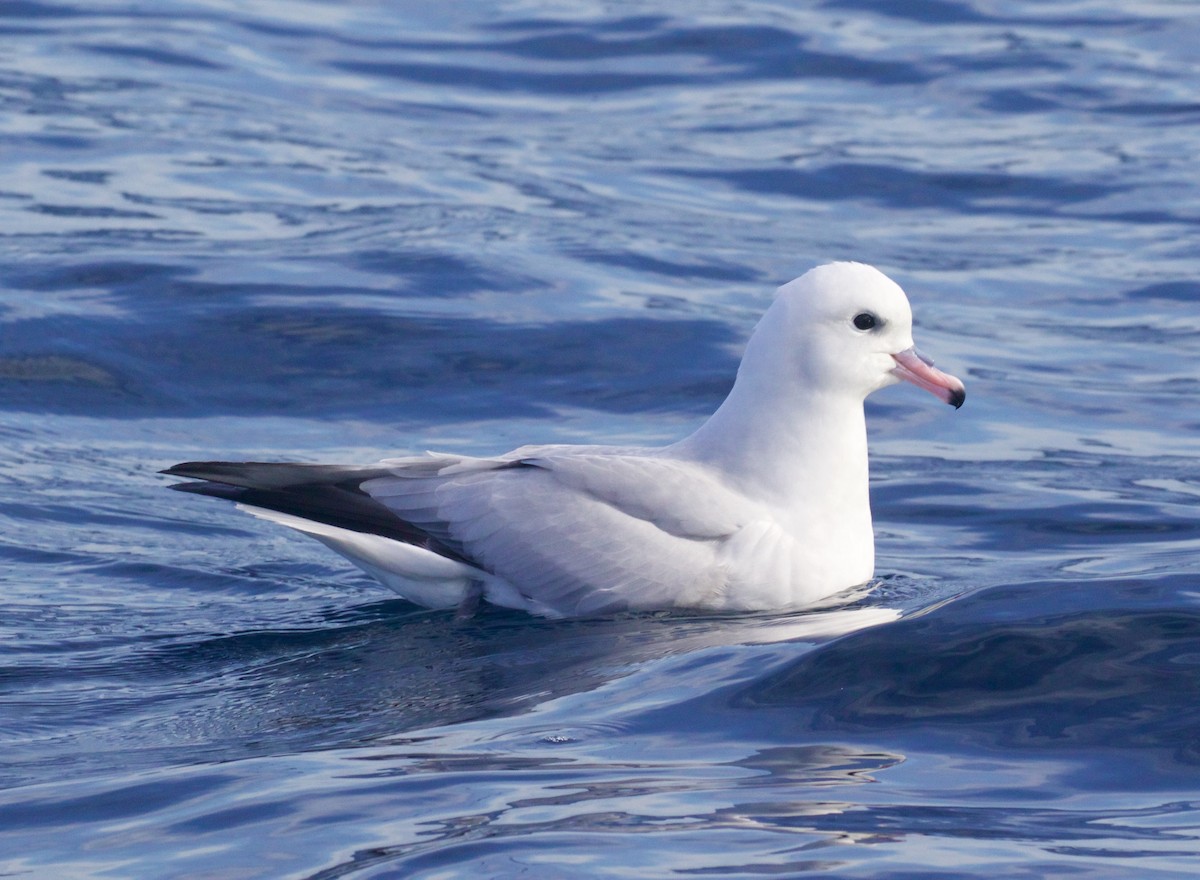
[364,450,754,614]
[165,450,758,616]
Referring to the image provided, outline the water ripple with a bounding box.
[2,1,1200,877]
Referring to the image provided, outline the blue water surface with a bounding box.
[2,1,1200,877]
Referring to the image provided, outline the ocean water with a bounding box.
[2,0,1199,876]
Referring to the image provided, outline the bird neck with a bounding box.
[672,378,870,506]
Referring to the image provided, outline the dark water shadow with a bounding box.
[0,299,738,421]
[332,18,932,93]
[732,577,1200,790]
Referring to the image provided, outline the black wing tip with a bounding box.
[163,460,477,567]
[166,480,248,501]
[160,460,237,479]
[159,460,377,489]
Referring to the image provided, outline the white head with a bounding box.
[739,262,965,407]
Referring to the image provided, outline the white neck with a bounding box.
[673,381,869,507]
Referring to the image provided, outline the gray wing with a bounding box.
[165,451,762,616]
[363,451,757,615]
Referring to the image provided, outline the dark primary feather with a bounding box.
[161,460,473,564]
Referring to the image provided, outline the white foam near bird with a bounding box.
[165,262,965,618]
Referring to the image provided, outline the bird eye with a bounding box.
[853,312,878,331]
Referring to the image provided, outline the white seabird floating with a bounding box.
[165,262,965,618]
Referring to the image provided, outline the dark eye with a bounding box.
[853,312,878,331]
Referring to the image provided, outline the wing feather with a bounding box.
[168,451,773,616]
[362,450,758,614]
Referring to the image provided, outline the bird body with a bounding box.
[165,262,964,618]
